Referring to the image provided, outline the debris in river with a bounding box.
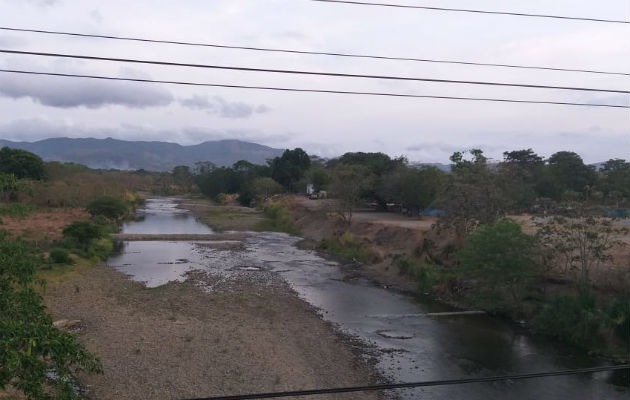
[376,330,414,339]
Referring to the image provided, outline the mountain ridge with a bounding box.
[0,137,284,171]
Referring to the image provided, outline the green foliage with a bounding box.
[319,232,379,264]
[62,222,102,248]
[544,151,597,201]
[457,219,538,303]
[605,295,630,344]
[382,166,447,210]
[0,203,36,219]
[48,248,73,265]
[0,147,45,180]
[0,172,20,201]
[532,294,604,349]
[437,149,510,237]
[328,165,372,225]
[270,148,311,192]
[393,256,453,292]
[195,167,242,199]
[86,196,128,220]
[0,231,102,399]
[334,152,406,208]
[256,203,300,235]
[251,177,284,200]
[599,159,630,205]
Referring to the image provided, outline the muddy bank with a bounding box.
[42,263,380,400]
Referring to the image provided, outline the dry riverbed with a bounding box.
[42,264,379,400]
[38,201,380,400]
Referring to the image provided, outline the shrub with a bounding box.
[48,248,73,265]
[256,203,300,235]
[0,203,36,219]
[62,221,102,247]
[457,219,539,303]
[319,232,379,264]
[0,231,102,398]
[532,294,604,348]
[86,196,128,220]
[606,295,630,344]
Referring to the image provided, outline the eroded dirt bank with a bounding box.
[42,263,379,400]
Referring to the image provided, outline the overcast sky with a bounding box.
[0,0,628,163]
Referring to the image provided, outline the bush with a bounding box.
[256,203,300,235]
[62,221,102,247]
[319,232,379,264]
[606,295,630,344]
[86,196,128,220]
[457,219,538,303]
[48,248,73,265]
[393,256,456,293]
[0,203,36,218]
[0,232,102,398]
[532,294,604,349]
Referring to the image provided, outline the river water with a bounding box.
[108,198,628,399]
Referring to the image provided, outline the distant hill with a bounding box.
[412,162,452,172]
[0,137,284,171]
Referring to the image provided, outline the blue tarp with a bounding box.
[604,209,629,218]
[423,208,445,217]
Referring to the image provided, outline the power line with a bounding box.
[310,0,630,24]
[181,364,630,400]
[2,49,629,95]
[1,26,627,77]
[0,68,627,109]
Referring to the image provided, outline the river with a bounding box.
[108,198,628,399]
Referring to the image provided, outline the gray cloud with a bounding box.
[24,0,59,6]
[90,9,103,24]
[0,35,28,48]
[0,67,174,109]
[179,95,270,118]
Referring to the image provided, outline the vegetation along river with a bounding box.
[107,198,628,399]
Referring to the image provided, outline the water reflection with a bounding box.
[109,199,628,399]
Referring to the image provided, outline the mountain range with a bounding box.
[0,137,284,171]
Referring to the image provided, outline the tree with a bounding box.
[0,231,102,399]
[328,165,371,225]
[193,161,216,175]
[195,167,241,199]
[500,149,544,212]
[535,215,627,293]
[436,149,509,238]
[599,159,630,205]
[270,148,311,192]
[250,177,283,201]
[457,219,538,304]
[171,165,194,191]
[0,147,45,180]
[382,166,447,211]
[334,152,406,208]
[545,151,597,201]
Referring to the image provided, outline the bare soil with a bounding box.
[1,207,89,243]
[42,264,380,400]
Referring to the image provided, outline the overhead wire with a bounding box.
[310,0,630,24]
[1,49,628,94]
[0,26,627,76]
[180,364,630,400]
[0,68,627,109]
